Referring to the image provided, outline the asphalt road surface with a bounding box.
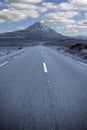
[0,46,87,130]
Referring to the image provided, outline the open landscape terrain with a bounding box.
[0,22,87,130]
[0,0,87,129]
[0,22,87,62]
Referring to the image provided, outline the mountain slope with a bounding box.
[25,22,63,39]
[0,22,63,40]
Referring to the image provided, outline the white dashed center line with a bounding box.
[47,80,50,83]
[0,61,8,67]
[43,62,48,73]
[79,61,87,67]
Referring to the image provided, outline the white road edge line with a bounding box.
[0,61,8,67]
[43,62,48,73]
[14,56,18,59]
[79,61,87,67]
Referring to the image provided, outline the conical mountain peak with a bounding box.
[26,22,51,32]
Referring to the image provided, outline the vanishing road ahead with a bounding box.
[0,46,87,130]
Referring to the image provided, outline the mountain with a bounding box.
[0,22,65,46]
[0,22,63,39]
[25,22,63,39]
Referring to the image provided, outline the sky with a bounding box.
[0,0,87,36]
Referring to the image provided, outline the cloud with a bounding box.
[9,3,48,13]
[0,0,87,36]
[9,3,38,9]
[58,2,75,11]
[62,20,87,36]
[42,2,57,9]
[0,8,39,23]
[58,0,87,11]
[0,0,56,23]
[16,26,26,30]
[5,0,43,4]
[42,0,87,35]
[65,24,87,30]
[0,0,44,23]
[44,11,79,24]
[65,28,79,34]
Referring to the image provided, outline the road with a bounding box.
[0,46,87,130]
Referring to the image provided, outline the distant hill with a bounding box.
[0,22,87,47]
[69,36,87,40]
[0,22,66,46]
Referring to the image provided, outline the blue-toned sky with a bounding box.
[0,0,87,36]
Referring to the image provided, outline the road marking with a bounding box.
[66,56,72,60]
[0,61,8,67]
[14,56,18,59]
[79,61,87,67]
[47,80,50,83]
[43,62,48,73]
